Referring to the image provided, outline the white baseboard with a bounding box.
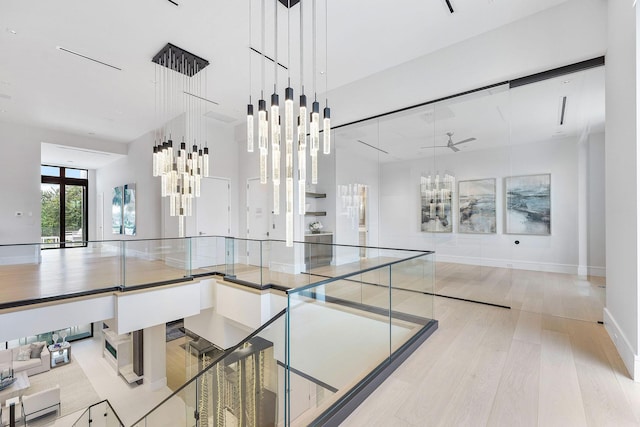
[435,254,605,276]
[603,307,640,381]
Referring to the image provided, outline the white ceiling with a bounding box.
[334,66,605,163]
[0,0,571,144]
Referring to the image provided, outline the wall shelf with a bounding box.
[305,212,326,216]
[305,192,326,198]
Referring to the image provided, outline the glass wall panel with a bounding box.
[507,66,606,322]
[332,64,605,323]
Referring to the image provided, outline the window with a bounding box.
[41,165,88,248]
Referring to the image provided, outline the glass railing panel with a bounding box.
[122,238,190,287]
[224,236,235,276]
[72,400,123,427]
[263,240,311,289]
[136,381,197,427]
[104,400,124,427]
[287,270,392,425]
[72,406,91,426]
[0,241,121,305]
[190,236,226,275]
[390,253,435,352]
[230,238,267,286]
[214,314,283,427]
[135,312,286,427]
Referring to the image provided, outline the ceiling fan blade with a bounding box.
[421,145,450,148]
[453,137,476,146]
[450,146,460,152]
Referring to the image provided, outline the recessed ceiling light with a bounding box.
[0,81,10,85]
[88,132,95,135]
[0,109,6,113]
[6,28,17,35]
[67,160,74,163]
[562,80,571,84]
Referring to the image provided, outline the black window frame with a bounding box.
[41,165,89,249]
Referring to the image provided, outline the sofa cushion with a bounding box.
[13,358,40,372]
[16,347,31,361]
[30,343,45,359]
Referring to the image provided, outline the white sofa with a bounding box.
[0,342,50,377]
[22,385,60,424]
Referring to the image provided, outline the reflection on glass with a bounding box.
[112,186,122,235]
[123,183,136,236]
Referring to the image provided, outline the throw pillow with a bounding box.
[30,343,45,359]
[16,347,31,361]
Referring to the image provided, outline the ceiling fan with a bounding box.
[423,132,476,152]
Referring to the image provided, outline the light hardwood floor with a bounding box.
[0,249,625,425]
[342,296,640,427]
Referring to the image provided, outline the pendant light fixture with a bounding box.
[151,43,210,237]
[246,0,333,247]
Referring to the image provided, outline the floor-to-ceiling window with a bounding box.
[41,165,88,248]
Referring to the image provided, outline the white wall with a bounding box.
[376,136,604,275]
[604,0,639,381]
[96,127,161,239]
[0,121,126,265]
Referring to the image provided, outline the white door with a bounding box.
[247,178,270,266]
[193,177,230,270]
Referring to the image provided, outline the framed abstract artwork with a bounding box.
[420,174,454,233]
[112,186,123,235]
[458,178,496,234]
[505,174,551,235]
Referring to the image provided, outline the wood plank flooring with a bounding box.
[342,297,640,427]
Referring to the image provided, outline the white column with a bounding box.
[143,323,167,391]
[604,0,640,381]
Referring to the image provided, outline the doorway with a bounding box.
[192,177,231,270]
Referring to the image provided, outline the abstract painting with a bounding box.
[420,175,453,233]
[112,186,123,235]
[505,174,551,235]
[458,178,496,234]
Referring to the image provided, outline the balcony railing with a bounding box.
[130,250,436,426]
[0,236,433,311]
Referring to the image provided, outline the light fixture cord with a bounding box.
[325,0,328,106]
[287,0,290,85]
[249,0,252,103]
[261,0,266,98]
[312,0,317,100]
[300,0,304,93]
[154,63,157,145]
[274,0,278,92]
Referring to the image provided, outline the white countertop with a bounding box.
[305,232,333,236]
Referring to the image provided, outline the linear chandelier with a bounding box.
[152,43,210,237]
[247,0,331,247]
